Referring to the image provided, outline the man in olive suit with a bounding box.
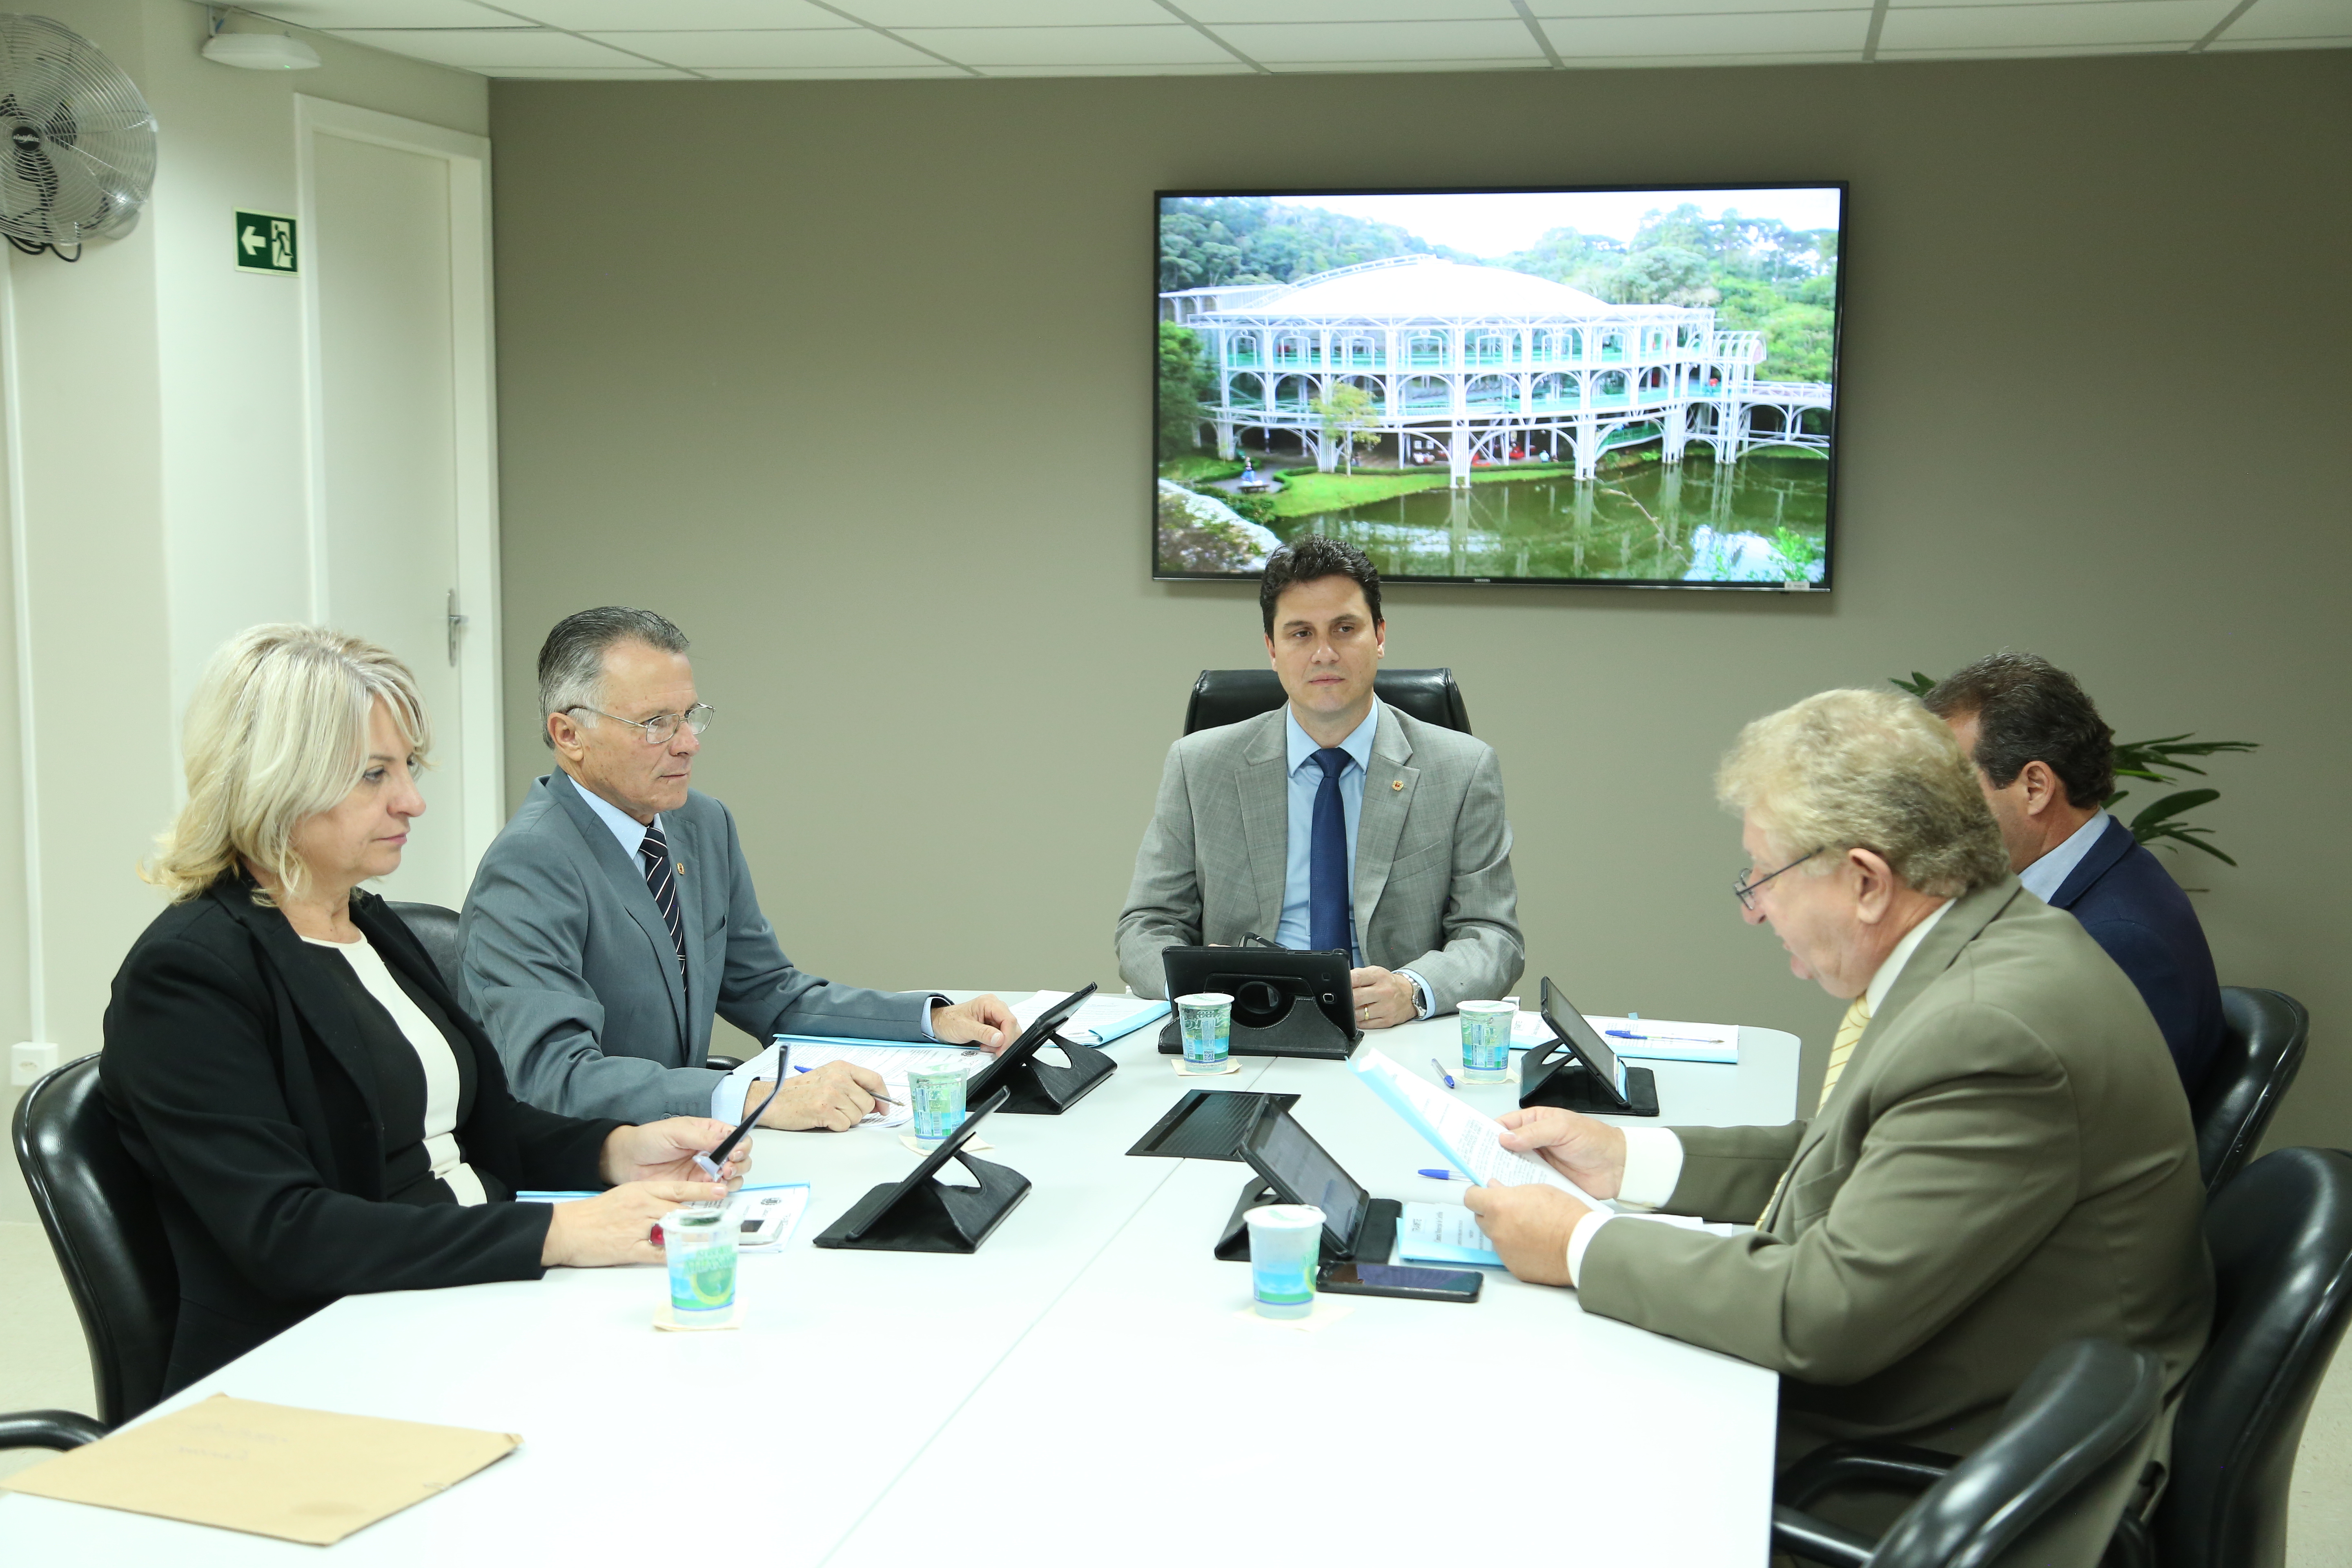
[1467,689,2210,1547]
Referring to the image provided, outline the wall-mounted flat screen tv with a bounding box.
[1155,185,1844,590]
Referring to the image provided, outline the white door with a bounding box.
[300,100,501,911]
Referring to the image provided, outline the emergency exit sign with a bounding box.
[234,210,298,274]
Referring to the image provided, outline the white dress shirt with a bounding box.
[562,770,935,1122]
[2017,810,2113,903]
[1562,899,1953,1284]
[1273,704,1432,1018]
[304,933,488,1205]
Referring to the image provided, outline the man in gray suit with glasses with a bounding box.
[1116,537,1523,1027]
[461,606,1018,1128]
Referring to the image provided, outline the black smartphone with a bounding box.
[1316,1261,1482,1303]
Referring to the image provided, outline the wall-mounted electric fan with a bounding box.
[0,13,157,261]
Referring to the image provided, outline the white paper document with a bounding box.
[1350,1048,1601,1210]
[1011,989,1172,1046]
[742,1041,990,1129]
[726,1183,811,1251]
[1510,1010,1738,1064]
[1397,1201,1504,1266]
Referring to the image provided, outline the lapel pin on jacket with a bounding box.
[1392,780,1404,790]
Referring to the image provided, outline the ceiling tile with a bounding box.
[1534,0,1864,13]
[1211,18,1546,58]
[1189,0,1520,20]
[2205,28,2352,40]
[485,65,702,77]
[1878,0,2234,47]
[2208,0,2352,37]
[831,0,1176,23]
[1542,9,1869,53]
[1548,47,1864,62]
[325,27,654,66]
[500,0,850,24]
[689,64,978,75]
[586,28,936,65]
[1875,38,2187,51]
[973,60,1261,71]
[1261,53,1546,66]
[892,23,1239,61]
[245,1,511,25]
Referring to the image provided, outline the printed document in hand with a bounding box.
[1011,989,1172,1046]
[1349,1048,1601,1211]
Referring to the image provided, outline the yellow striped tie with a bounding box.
[1817,995,1871,1113]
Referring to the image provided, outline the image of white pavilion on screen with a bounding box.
[1161,254,1832,483]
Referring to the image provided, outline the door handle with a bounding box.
[446,588,468,666]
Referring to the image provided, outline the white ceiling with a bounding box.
[234,0,2352,78]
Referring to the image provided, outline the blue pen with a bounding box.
[1430,1056,1457,1090]
[1418,1168,1473,1182]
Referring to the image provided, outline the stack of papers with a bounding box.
[1511,1011,1739,1065]
[1397,1201,1504,1266]
[1012,989,1171,1046]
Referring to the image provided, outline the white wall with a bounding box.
[0,0,488,1221]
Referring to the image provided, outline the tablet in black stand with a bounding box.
[960,983,1116,1115]
[1209,1101,1400,1265]
[1517,975,1661,1118]
[813,1089,1029,1254]
[1153,945,1360,1061]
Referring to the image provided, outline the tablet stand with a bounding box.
[989,1032,1116,1115]
[1518,1042,1661,1117]
[1211,1177,1400,1264]
[813,1149,1032,1254]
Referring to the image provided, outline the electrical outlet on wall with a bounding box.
[10,1041,59,1087]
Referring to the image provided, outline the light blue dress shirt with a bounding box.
[1272,705,1431,1018]
[561,772,934,1123]
[2018,809,2114,903]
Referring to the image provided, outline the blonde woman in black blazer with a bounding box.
[104,625,748,1395]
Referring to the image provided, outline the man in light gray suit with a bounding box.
[461,607,1017,1127]
[1116,537,1521,1027]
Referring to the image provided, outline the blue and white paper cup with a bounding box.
[1245,1203,1324,1319]
[1176,992,1234,1074]
[662,1208,738,1325]
[1458,999,1516,1082]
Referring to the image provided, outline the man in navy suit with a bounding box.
[1924,654,2224,1096]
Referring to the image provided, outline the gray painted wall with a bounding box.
[486,54,2350,1145]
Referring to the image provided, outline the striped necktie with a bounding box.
[1757,994,1873,1233]
[639,820,687,980]
[1816,994,1871,1113]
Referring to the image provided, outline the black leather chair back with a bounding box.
[1871,1339,2161,1568]
[387,899,466,1004]
[2190,988,2308,1194]
[2152,1147,2352,1568]
[1183,667,1471,736]
[11,1054,177,1428]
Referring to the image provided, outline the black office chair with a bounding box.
[0,1410,104,1452]
[1181,667,1472,736]
[385,899,744,1072]
[385,899,466,1004]
[1773,1339,2165,1568]
[2106,1146,2352,1568]
[2189,988,2308,1194]
[11,1054,177,1429]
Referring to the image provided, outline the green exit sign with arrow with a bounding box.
[234,210,298,274]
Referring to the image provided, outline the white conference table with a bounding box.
[0,999,1799,1566]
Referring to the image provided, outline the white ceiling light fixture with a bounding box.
[201,31,323,70]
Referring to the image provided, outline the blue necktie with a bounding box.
[1309,747,1352,957]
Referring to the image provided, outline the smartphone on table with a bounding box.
[1316,1261,1482,1303]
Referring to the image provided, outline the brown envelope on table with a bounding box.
[0,1393,520,1546]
